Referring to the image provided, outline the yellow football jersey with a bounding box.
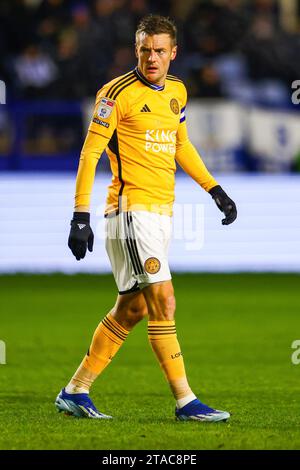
[75,67,218,216]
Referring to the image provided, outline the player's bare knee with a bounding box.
[127,301,146,316]
[121,310,146,329]
[167,294,176,312]
[162,294,176,320]
[130,295,148,317]
[148,294,176,321]
[108,306,116,317]
[112,300,147,329]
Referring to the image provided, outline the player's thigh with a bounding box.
[110,289,148,329]
[142,280,176,321]
[105,213,141,294]
[129,211,172,286]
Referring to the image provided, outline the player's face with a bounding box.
[135,33,177,86]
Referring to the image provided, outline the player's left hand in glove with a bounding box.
[68,212,94,260]
[209,185,237,225]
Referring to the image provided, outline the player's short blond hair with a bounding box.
[135,14,177,46]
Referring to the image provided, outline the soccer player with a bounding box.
[56,14,237,422]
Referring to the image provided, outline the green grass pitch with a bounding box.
[0,273,300,450]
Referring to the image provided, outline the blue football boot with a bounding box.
[55,388,112,419]
[176,398,230,422]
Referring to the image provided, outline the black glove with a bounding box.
[209,185,237,225]
[68,212,94,260]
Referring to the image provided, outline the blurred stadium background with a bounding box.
[1,0,300,273]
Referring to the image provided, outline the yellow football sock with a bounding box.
[68,314,129,392]
[148,320,193,400]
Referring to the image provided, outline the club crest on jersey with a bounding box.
[144,257,161,274]
[170,98,179,115]
[97,97,115,119]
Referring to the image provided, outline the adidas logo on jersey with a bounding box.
[140,104,151,112]
[77,224,86,230]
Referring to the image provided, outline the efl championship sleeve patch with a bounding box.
[96,97,116,119]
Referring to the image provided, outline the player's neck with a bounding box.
[135,67,165,91]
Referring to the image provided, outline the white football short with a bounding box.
[105,211,172,294]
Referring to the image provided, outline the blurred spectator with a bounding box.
[188,64,224,98]
[35,0,69,51]
[55,30,81,98]
[14,44,58,99]
[129,0,149,22]
[241,3,300,84]
[0,0,300,104]
[107,46,136,81]
[70,2,110,94]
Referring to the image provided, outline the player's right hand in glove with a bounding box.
[68,212,94,260]
[209,185,237,225]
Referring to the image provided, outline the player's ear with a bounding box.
[170,45,177,61]
[135,44,139,59]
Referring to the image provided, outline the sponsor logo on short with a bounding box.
[144,257,161,274]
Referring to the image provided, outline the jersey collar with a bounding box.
[134,67,165,91]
